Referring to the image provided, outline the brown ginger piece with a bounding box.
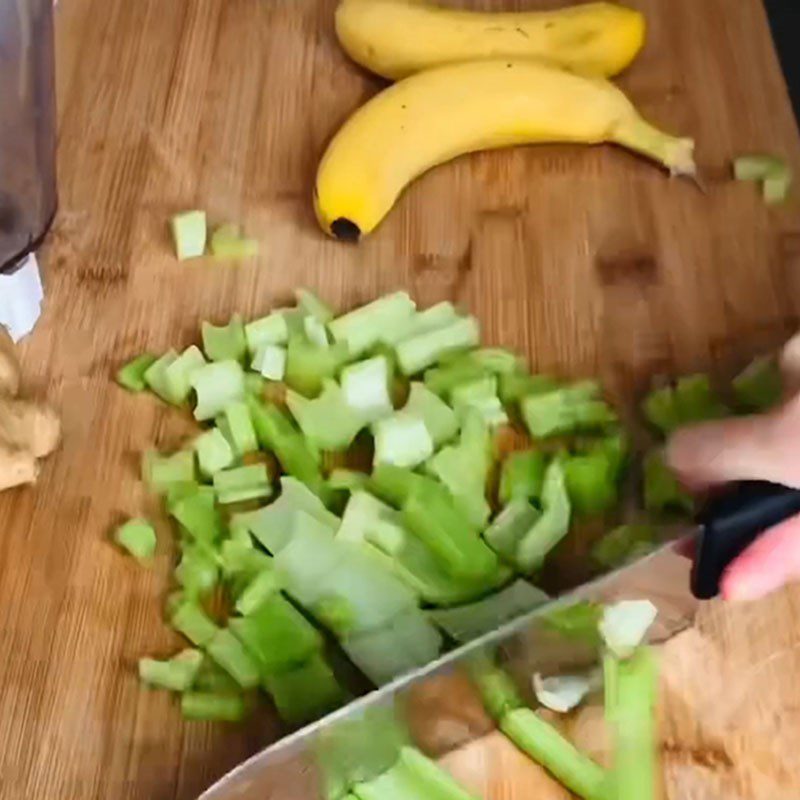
[0,327,20,397]
[0,397,61,458]
[0,442,39,491]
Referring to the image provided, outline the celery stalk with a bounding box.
[234,567,280,615]
[206,629,261,689]
[541,601,602,645]
[209,224,258,259]
[245,312,289,353]
[381,301,458,346]
[734,153,787,181]
[175,544,219,597]
[396,316,480,376]
[643,449,694,516]
[142,450,196,494]
[190,360,246,421]
[499,450,546,505]
[168,485,224,543]
[181,692,247,721]
[170,599,219,646]
[138,649,203,691]
[373,412,434,469]
[114,519,157,561]
[328,469,369,493]
[483,500,541,564]
[467,652,524,721]
[425,359,489,398]
[296,288,334,323]
[450,375,508,427]
[287,380,364,451]
[521,382,616,439]
[733,355,782,411]
[116,353,157,392]
[285,333,350,398]
[403,382,458,446]
[193,656,240,693]
[202,315,247,363]
[592,524,656,568]
[213,464,273,505]
[329,292,416,357]
[143,349,180,404]
[563,449,618,517]
[674,375,728,424]
[370,464,423,508]
[219,401,258,455]
[341,356,394,424]
[171,210,207,260]
[303,315,330,349]
[499,370,558,406]
[164,345,208,404]
[195,428,235,477]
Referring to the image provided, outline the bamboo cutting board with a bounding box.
[1,0,800,798]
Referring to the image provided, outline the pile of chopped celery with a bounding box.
[114,289,776,728]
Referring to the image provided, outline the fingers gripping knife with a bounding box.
[0,0,58,342]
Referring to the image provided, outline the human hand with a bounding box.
[667,333,800,602]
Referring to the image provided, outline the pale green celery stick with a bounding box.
[229,593,323,674]
[176,544,219,598]
[285,334,350,398]
[142,450,196,494]
[451,375,508,427]
[138,649,203,692]
[246,398,330,502]
[467,652,524,721]
[733,355,783,411]
[296,288,334,323]
[304,315,330,349]
[341,356,394,424]
[370,464,423,508]
[170,599,219,646]
[396,316,480,376]
[193,656,240,693]
[499,450,546,505]
[563,449,618,517]
[380,301,458,346]
[213,463,273,504]
[608,648,659,800]
[190,360,246,421]
[464,347,525,375]
[245,312,289,353]
[733,153,787,181]
[244,372,267,398]
[206,629,261,689]
[168,485,224,543]
[343,608,443,686]
[592,524,656,568]
[336,490,397,545]
[763,170,792,204]
[425,359,490,398]
[195,428,235,477]
[499,371,558,406]
[328,469,369,493]
[500,708,607,800]
[373,412,434,469]
[263,653,345,725]
[164,345,208,404]
[521,382,616,439]
[429,580,549,643]
[483,500,541,564]
[403,382,459,446]
[541,600,603,645]
[674,374,728,424]
[116,353,157,392]
[643,449,694,516]
[219,401,258,455]
[143,350,180,405]
[516,460,571,572]
[235,475,339,554]
[181,692,247,722]
[171,210,207,260]
[235,567,280,615]
[402,477,499,581]
[287,380,364,452]
[209,223,258,259]
[202,315,247,363]
[329,292,416,357]
[114,519,157,561]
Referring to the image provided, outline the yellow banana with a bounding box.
[335,0,646,80]
[314,59,695,241]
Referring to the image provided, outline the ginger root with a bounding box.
[0,443,39,491]
[0,327,20,397]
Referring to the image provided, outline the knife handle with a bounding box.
[691,481,800,600]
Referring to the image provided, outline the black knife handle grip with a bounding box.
[691,481,800,600]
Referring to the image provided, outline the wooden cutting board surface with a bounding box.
[1,0,800,798]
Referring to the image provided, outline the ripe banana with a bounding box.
[314,59,695,241]
[335,0,646,80]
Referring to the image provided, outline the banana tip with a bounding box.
[331,218,362,243]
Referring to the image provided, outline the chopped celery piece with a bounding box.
[402,478,499,581]
[244,372,267,397]
[370,464,423,508]
[220,534,271,583]
[246,398,329,501]
[190,360,246,421]
[143,349,180,404]
[425,360,489,398]
[264,653,345,724]
[764,170,792,204]
[213,463,272,505]
[329,292,416,357]
[219,401,258,455]
[468,652,524,721]
[674,374,728,424]
[202,316,247,363]
[541,600,603,645]
[170,599,219,646]
[643,449,694,516]
[193,656,240,693]
[175,544,219,597]
[114,519,157,561]
[235,567,280,615]
[143,450,196,494]
[483,500,541,564]
[328,469,369,493]
[343,608,443,686]
[181,692,247,722]
[337,490,398,545]
[245,312,289,352]
[521,382,616,439]
[403,382,458,446]
[171,210,207,260]
[396,316,480,376]
[733,153,787,181]
[373,412,434,469]
[500,708,607,800]
[600,600,658,658]
[116,353,157,392]
[304,315,330,349]
[195,428,235,477]
[608,648,659,800]
[209,223,258,259]
[296,288,334,323]
[429,580,548,643]
[733,355,782,411]
[439,347,523,375]
[164,345,208,404]
[499,371,558,406]
[138,649,203,691]
[381,301,458,346]
[516,460,571,572]
[168,486,224,543]
[593,524,656,568]
[341,356,394,424]
[287,380,364,451]
[285,333,350,398]
[450,375,508,427]
[533,673,592,714]
[499,450,546,505]
[642,385,680,434]
[353,747,477,800]
[206,628,261,689]
[230,593,322,674]
[563,448,619,517]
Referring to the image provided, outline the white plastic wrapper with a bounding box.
[0,254,43,342]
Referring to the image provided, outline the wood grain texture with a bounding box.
[1,0,799,797]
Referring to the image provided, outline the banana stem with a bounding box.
[612,117,696,177]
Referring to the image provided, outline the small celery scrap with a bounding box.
[483,500,541,565]
[209,223,258,259]
[234,566,280,615]
[499,450,546,505]
[521,382,616,439]
[143,450,196,495]
[139,649,202,691]
[341,356,394,424]
[169,485,224,543]
[143,350,179,404]
[381,301,458,346]
[733,153,792,205]
[245,312,289,353]
[643,449,694,516]
[304,315,330,349]
[116,353,157,393]
[202,315,247,363]
[450,375,508,427]
[328,468,369,493]
[499,370,558,406]
[251,342,287,381]
[195,428,235,477]
[296,289,334,323]
[164,346,208,404]
[733,355,783,411]
[541,600,603,645]
[403,382,458,446]
[287,379,364,451]
[170,597,219,646]
[396,316,480,376]
[175,543,219,597]
[115,518,157,561]
[171,210,207,261]
[206,628,261,689]
[592,524,656,568]
[213,464,272,504]
[217,401,258,456]
[329,291,416,357]
[285,333,350,398]
[373,412,434,469]
[181,692,248,722]
[599,600,658,659]
[642,374,727,436]
[190,360,246,421]
[563,436,624,517]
